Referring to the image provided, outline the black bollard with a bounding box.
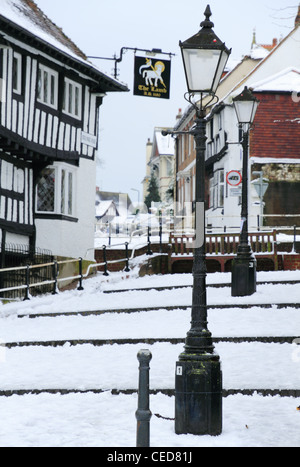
[77,257,84,291]
[159,213,163,253]
[136,349,152,447]
[102,245,109,276]
[124,242,130,272]
[147,226,153,256]
[52,261,58,295]
[23,264,30,301]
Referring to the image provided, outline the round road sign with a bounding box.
[226,170,242,187]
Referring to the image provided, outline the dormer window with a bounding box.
[37,64,58,109]
[12,52,22,94]
[62,78,82,119]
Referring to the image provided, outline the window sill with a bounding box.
[35,213,78,223]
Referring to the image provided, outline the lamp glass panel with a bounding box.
[234,100,259,124]
[211,51,229,93]
[182,48,222,92]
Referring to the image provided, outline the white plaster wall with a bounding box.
[207,105,244,230]
[5,232,30,247]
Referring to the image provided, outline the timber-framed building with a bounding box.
[0,0,127,264]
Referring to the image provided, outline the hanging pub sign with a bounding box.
[133,56,171,99]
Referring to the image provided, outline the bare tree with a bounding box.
[268,4,299,28]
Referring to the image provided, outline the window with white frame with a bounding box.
[36,168,55,213]
[166,159,172,176]
[36,164,76,217]
[37,64,58,109]
[209,176,214,209]
[62,78,82,119]
[218,112,223,130]
[218,169,225,207]
[209,169,224,209]
[12,52,22,94]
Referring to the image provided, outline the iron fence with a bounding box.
[0,244,54,299]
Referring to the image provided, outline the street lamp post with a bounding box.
[231,87,259,297]
[163,5,231,436]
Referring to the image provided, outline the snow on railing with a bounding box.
[0,239,160,301]
[1,225,298,301]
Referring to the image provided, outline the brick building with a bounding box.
[250,69,300,226]
[174,8,300,230]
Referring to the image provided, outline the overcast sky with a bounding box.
[35,0,298,203]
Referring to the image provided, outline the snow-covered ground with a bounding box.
[0,265,299,447]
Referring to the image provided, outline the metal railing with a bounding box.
[1,224,298,301]
[0,258,83,301]
[0,237,160,301]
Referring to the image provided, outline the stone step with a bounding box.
[0,388,299,398]
[3,335,299,348]
[102,279,300,294]
[17,302,300,319]
[0,342,298,394]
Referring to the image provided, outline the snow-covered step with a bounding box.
[100,270,300,292]
[13,303,300,319]
[2,280,300,318]
[0,307,299,344]
[102,279,300,294]
[0,342,299,393]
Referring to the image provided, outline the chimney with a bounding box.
[251,29,257,49]
[296,4,300,26]
[176,108,182,121]
[272,38,278,47]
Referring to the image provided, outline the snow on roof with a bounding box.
[0,0,128,91]
[224,56,243,73]
[249,44,270,60]
[95,200,117,218]
[155,128,175,156]
[251,67,300,93]
[251,157,300,164]
[1,0,88,62]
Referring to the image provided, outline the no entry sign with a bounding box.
[226,170,242,187]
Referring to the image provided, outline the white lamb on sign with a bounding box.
[139,59,166,87]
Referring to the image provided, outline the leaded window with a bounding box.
[36,168,55,212]
[36,165,75,217]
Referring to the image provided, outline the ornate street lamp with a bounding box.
[180,6,230,96]
[233,86,259,131]
[163,5,231,436]
[231,87,259,297]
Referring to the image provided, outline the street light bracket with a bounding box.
[88,47,176,79]
[184,91,219,116]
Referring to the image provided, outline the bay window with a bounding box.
[36,164,76,218]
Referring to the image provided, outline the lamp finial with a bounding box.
[201,5,214,28]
